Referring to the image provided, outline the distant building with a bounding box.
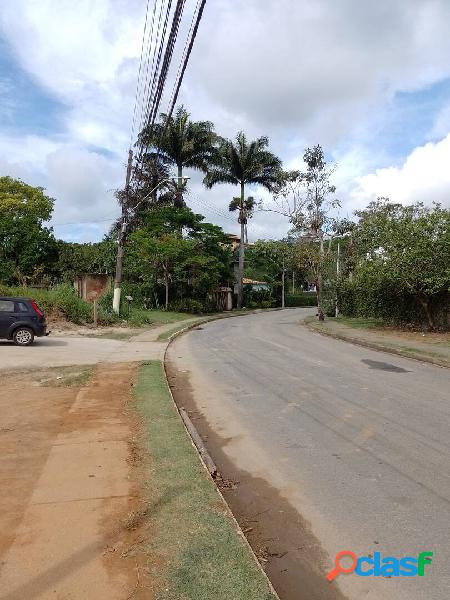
[225,233,241,250]
[242,278,270,292]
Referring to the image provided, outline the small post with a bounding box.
[93,298,98,328]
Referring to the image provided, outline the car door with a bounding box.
[0,299,16,337]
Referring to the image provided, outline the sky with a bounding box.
[1,0,450,242]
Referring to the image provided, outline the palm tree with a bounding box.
[139,106,218,203]
[204,132,281,308]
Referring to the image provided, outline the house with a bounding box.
[242,278,270,292]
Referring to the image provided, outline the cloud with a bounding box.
[350,134,450,209]
[1,0,450,242]
[187,0,450,146]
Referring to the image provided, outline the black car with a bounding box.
[0,297,49,346]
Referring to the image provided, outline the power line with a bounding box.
[52,216,117,227]
[165,0,206,123]
[129,0,152,149]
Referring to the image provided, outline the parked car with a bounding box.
[0,297,49,346]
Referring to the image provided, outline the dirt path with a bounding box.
[0,363,150,600]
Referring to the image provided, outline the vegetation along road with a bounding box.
[167,308,450,600]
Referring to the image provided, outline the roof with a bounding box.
[242,278,268,285]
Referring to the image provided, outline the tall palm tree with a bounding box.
[204,132,281,308]
[139,106,218,203]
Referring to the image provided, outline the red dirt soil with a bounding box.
[0,363,152,600]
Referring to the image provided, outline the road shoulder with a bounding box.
[304,316,449,368]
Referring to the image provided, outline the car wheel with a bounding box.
[13,327,35,346]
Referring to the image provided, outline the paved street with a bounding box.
[168,308,450,600]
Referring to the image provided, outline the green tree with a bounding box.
[352,199,450,329]
[204,132,281,308]
[271,145,339,319]
[248,240,297,307]
[0,176,58,285]
[126,206,232,308]
[56,240,116,281]
[139,105,218,204]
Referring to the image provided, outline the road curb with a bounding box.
[162,318,281,600]
[303,318,449,369]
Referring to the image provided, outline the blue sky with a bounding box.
[0,37,66,137]
[1,0,450,242]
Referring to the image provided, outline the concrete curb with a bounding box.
[303,318,449,369]
[162,316,281,600]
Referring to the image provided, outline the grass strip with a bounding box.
[304,316,448,367]
[133,361,277,600]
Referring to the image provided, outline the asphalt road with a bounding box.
[168,308,450,600]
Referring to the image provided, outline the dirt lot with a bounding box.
[0,363,151,600]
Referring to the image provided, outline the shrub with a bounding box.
[127,308,156,326]
[243,287,275,309]
[337,270,450,330]
[50,284,92,324]
[285,292,317,307]
[168,298,207,314]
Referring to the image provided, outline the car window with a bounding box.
[17,301,29,313]
[0,300,14,312]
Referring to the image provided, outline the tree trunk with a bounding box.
[281,258,285,309]
[317,235,324,320]
[418,294,434,330]
[175,164,184,208]
[237,182,245,309]
[292,271,295,294]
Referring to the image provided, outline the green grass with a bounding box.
[133,362,276,600]
[126,308,194,327]
[334,316,384,329]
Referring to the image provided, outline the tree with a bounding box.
[0,176,58,285]
[139,105,218,202]
[271,145,339,319]
[248,240,297,307]
[204,132,281,308]
[56,240,116,281]
[352,199,450,329]
[126,206,233,308]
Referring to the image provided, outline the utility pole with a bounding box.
[335,240,340,318]
[237,188,245,309]
[281,257,285,309]
[113,149,133,314]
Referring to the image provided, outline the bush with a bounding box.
[243,287,275,309]
[168,298,207,314]
[50,284,92,324]
[337,270,450,330]
[285,292,317,307]
[127,308,156,326]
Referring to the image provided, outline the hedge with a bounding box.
[337,277,450,331]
